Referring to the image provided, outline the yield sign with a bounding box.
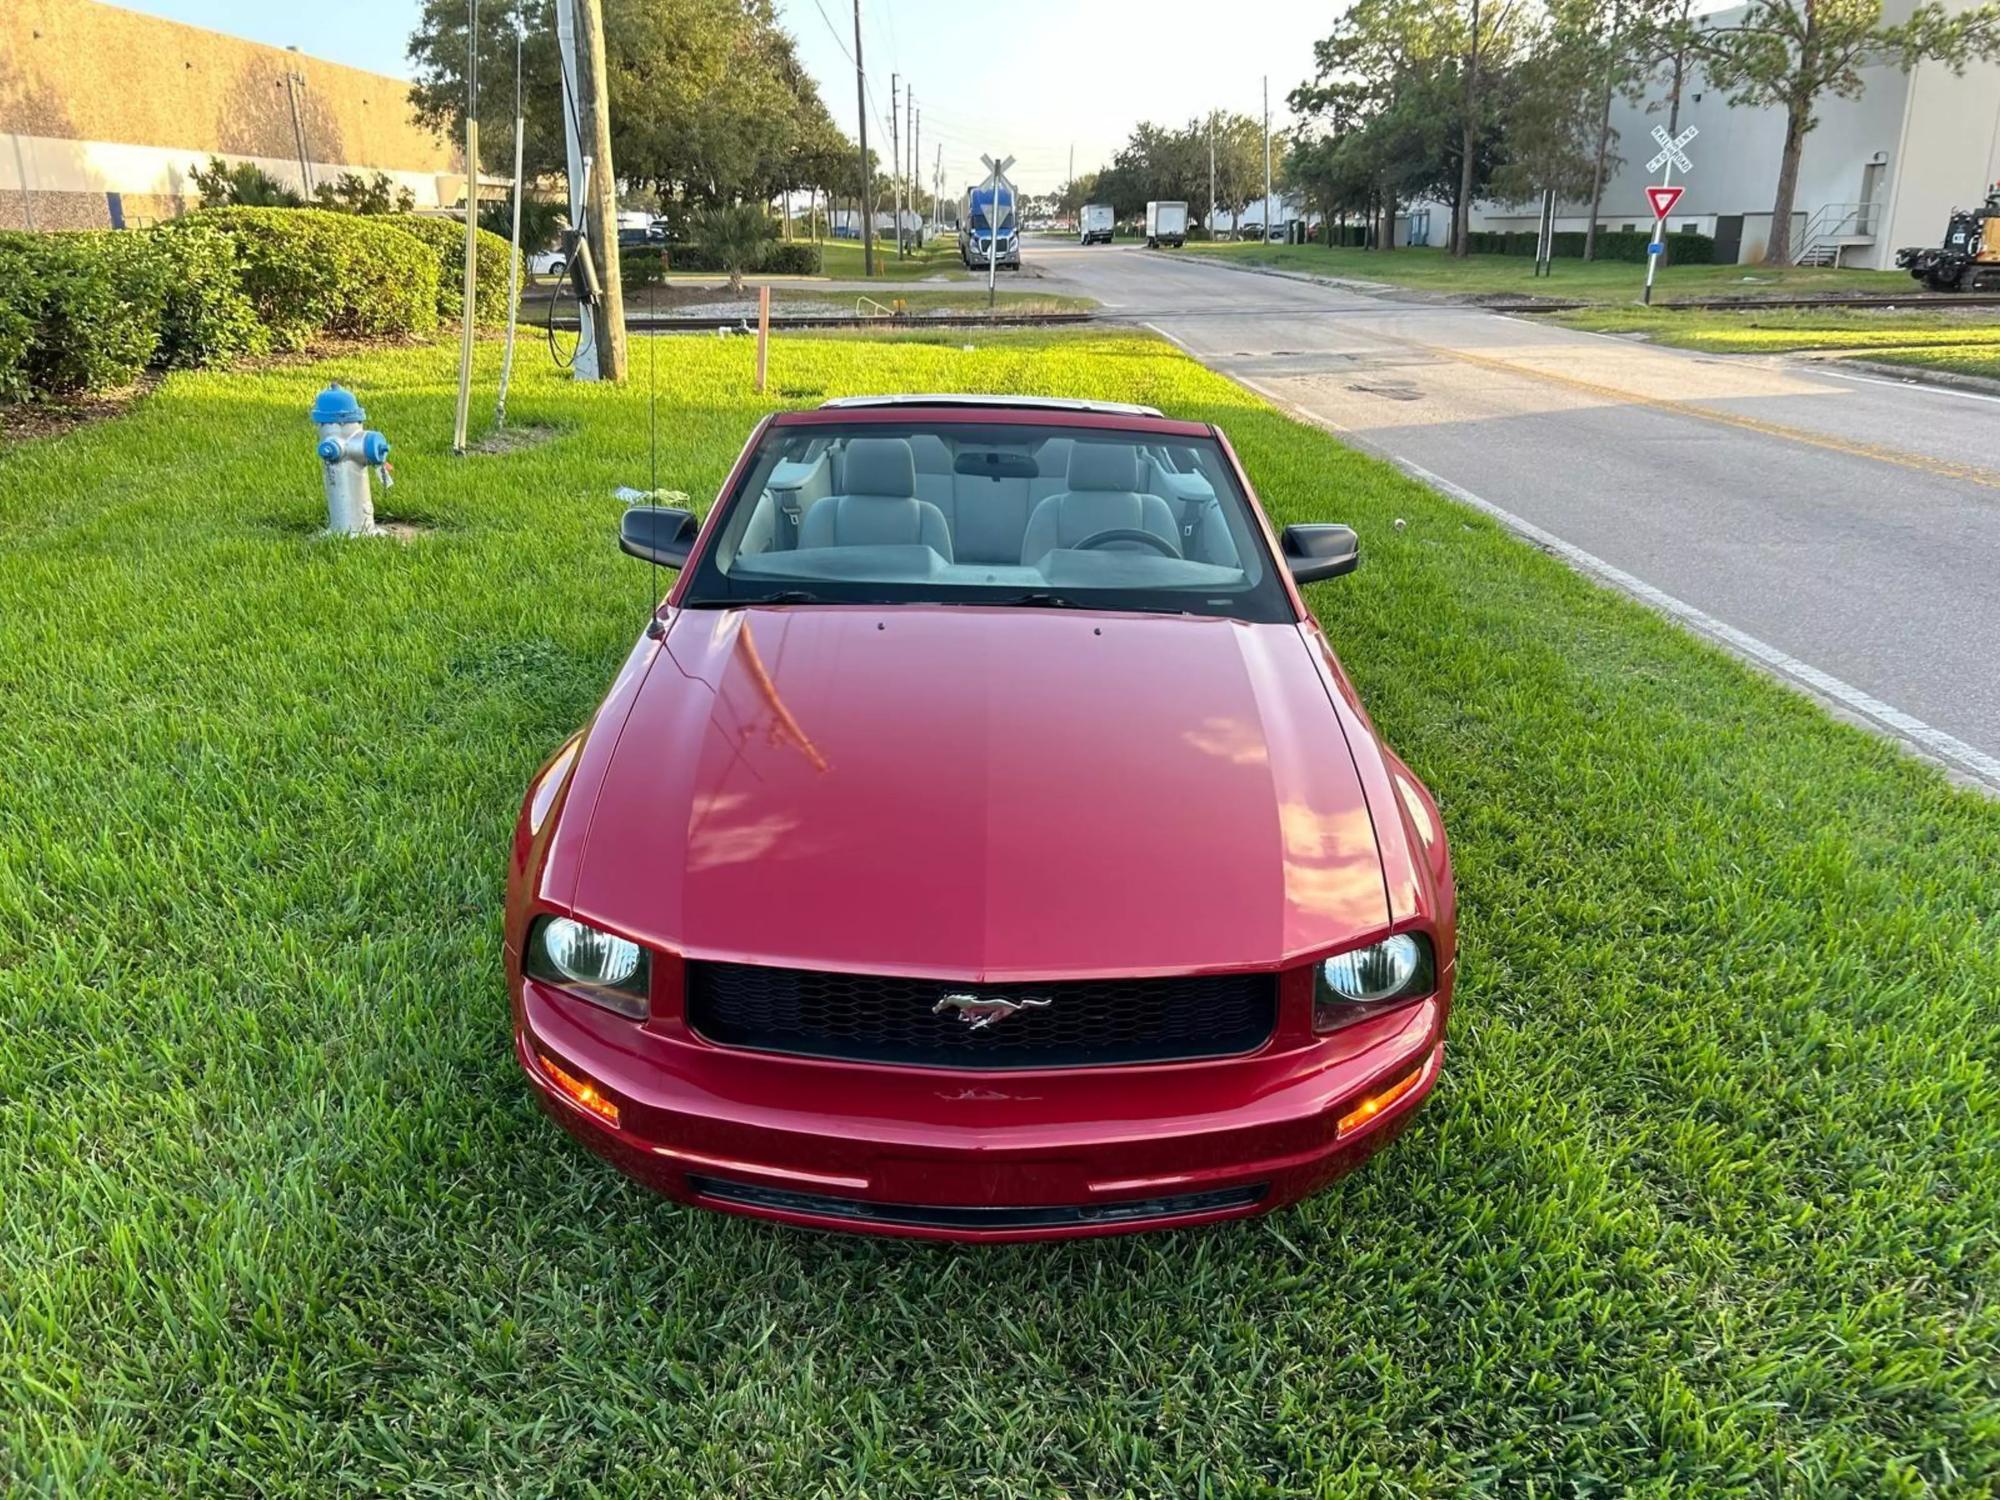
[1646,184,1685,220]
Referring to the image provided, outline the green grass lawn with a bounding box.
[3,330,1998,1495]
[1552,305,2000,381]
[811,238,971,282]
[782,287,1095,316]
[1184,240,1914,304]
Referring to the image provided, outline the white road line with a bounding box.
[1141,321,1190,350]
[1807,364,2000,405]
[1232,373,2000,793]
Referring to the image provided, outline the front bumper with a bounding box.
[514,973,1446,1241]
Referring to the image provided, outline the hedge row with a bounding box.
[1,208,525,404]
[1463,227,1717,263]
[659,241,822,276]
[386,213,522,327]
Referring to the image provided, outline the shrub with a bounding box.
[312,171,416,216]
[479,196,568,256]
[149,221,267,368]
[691,204,772,293]
[387,214,523,326]
[621,247,667,289]
[1463,227,1715,264]
[189,156,305,209]
[185,207,438,348]
[0,230,168,398]
[762,242,821,276]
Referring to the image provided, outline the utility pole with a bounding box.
[1208,113,1216,238]
[572,0,625,379]
[554,0,597,378]
[452,0,480,452]
[912,98,920,245]
[890,74,902,259]
[1262,76,1271,242]
[853,0,874,277]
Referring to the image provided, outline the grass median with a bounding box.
[1555,304,2000,380]
[3,330,1996,1496]
[1183,239,1914,303]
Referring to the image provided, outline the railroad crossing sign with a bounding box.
[1646,184,1685,220]
[1647,124,1697,176]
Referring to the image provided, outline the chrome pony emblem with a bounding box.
[933,992,1054,1031]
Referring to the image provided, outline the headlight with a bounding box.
[1314,932,1434,1031]
[526,915,650,1020]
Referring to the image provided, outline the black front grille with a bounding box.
[685,962,1277,1069]
[690,1176,1267,1230]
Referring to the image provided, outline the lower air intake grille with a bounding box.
[684,962,1277,1069]
[689,1176,1267,1231]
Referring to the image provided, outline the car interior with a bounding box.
[715,430,1258,592]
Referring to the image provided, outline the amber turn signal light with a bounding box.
[539,1053,620,1127]
[1337,1058,1426,1137]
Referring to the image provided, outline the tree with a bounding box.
[1675,0,2000,264]
[1487,1,1613,214]
[691,203,768,293]
[189,156,303,208]
[408,0,846,216]
[312,171,417,215]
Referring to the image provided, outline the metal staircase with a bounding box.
[1794,201,1877,266]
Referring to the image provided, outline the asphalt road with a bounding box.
[1027,238,2000,789]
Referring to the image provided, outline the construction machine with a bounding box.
[1895,182,2000,291]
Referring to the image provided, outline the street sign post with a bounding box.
[1642,124,1697,305]
[981,153,1015,308]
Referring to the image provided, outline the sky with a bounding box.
[109,0,1339,194]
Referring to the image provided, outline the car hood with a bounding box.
[568,606,1389,978]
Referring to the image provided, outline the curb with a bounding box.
[1800,355,2000,398]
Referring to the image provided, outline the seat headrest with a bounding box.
[1067,443,1141,493]
[842,437,917,498]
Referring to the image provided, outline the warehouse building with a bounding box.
[1470,0,2000,268]
[1,0,464,231]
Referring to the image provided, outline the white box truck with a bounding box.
[1080,203,1114,245]
[1145,201,1189,248]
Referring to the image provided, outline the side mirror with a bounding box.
[1280,523,1360,584]
[620,506,699,569]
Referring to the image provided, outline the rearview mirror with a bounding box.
[1281,523,1360,584]
[620,506,699,569]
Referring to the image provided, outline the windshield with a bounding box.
[680,420,1293,622]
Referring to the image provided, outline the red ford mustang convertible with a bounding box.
[507,395,1456,1239]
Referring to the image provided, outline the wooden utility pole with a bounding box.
[890,73,903,258]
[853,0,875,276]
[574,0,626,380]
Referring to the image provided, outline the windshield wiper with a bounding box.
[992,591,1085,609]
[724,589,825,605]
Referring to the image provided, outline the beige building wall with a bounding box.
[1882,48,2000,259]
[0,0,464,229]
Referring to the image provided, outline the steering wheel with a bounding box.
[1072,527,1180,557]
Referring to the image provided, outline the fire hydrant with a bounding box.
[312,384,393,535]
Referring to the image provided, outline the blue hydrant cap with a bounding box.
[310,384,365,425]
[316,437,343,464]
[361,431,391,465]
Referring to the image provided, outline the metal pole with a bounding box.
[1209,115,1216,238]
[283,70,313,196]
[1643,159,1672,305]
[1263,76,1271,243]
[574,0,626,381]
[554,0,598,378]
[452,0,479,454]
[496,27,525,427]
[853,0,874,277]
[906,89,915,251]
[913,103,921,246]
[987,158,999,307]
